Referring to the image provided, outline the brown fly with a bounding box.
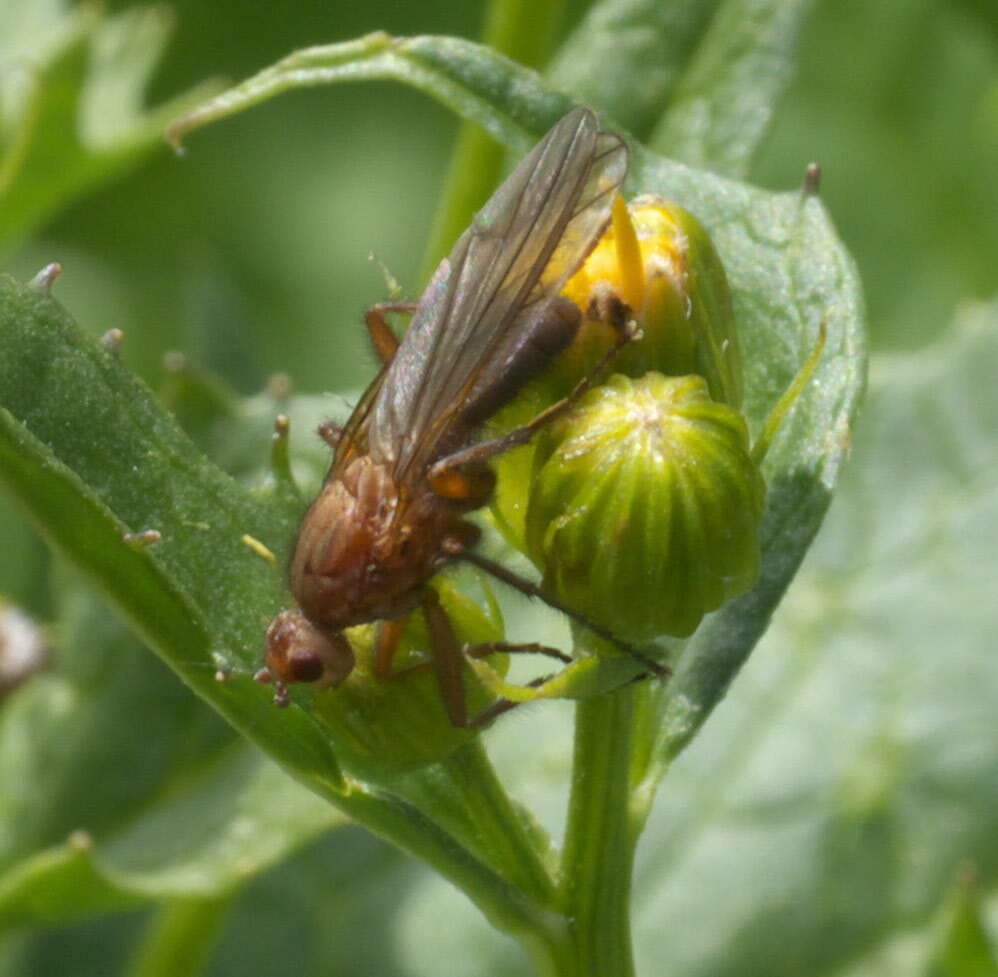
[257,107,665,725]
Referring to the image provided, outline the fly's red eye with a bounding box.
[264,610,354,688]
[288,649,325,683]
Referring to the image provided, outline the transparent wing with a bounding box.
[327,365,388,473]
[365,107,627,481]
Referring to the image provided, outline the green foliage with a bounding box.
[1,22,861,973]
[0,0,217,252]
[0,0,994,974]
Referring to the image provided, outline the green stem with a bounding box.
[125,896,229,977]
[557,685,640,977]
[417,0,566,280]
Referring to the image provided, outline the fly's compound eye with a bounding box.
[261,610,355,691]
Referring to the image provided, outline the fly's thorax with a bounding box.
[290,455,466,631]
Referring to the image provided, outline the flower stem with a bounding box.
[125,897,230,977]
[557,684,640,977]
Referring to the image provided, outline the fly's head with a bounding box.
[257,610,355,707]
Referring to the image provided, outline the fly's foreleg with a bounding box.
[374,617,407,679]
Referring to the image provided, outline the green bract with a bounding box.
[526,373,764,643]
[311,581,506,778]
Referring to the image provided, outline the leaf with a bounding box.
[0,576,340,929]
[546,0,813,174]
[628,303,998,976]
[0,276,563,944]
[648,0,816,177]
[166,33,865,750]
[0,1,218,250]
[546,0,721,137]
[923,869,998,977]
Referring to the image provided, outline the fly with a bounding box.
[257,107,666,726]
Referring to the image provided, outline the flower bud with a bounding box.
[490,196,744,551]
[559,195,743,407]
[525,372,764,642]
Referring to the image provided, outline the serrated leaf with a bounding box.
[0,273,355,793]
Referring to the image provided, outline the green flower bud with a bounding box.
[525,372,764,642]
[310,580,506,779]
[490,196,743,551]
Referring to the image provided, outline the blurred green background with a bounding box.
[2,0,997,974]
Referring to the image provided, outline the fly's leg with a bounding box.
[427,317,640,479]
[420,587,471,727]
[377,609,570,681]
[457,675,560,728]
[466,642,572,664]
[365,302,417,365]
[373,617,407,679]
[442,537,670,680]
[420,588,580,728]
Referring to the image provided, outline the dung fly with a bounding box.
[258,107,664,725]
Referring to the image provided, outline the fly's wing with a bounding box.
[328,364,389,472]
[365,107,627,480]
